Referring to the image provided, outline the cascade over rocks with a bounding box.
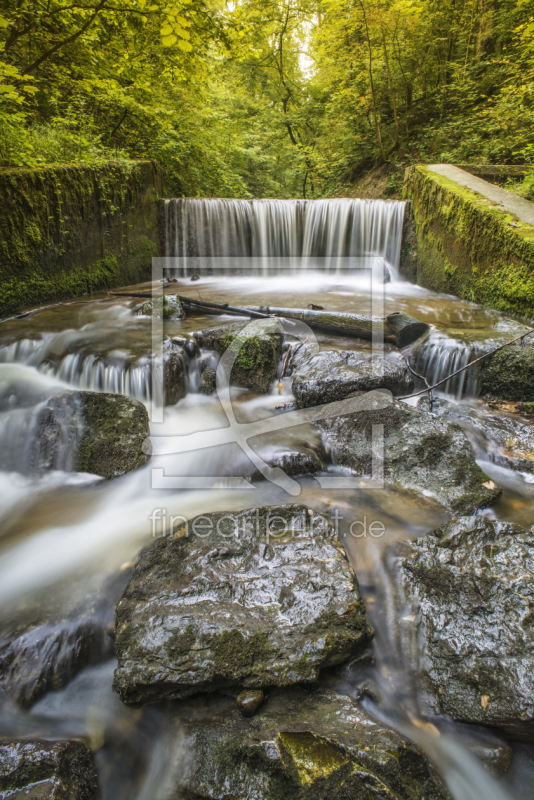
[195,318,284,393]
[291,345,414,407]
[397,516,534,739]
[0,739,98,799]
[33,390,149,479]
[113,505,371,705]
[316,396,500,514]
[172,686,450,800]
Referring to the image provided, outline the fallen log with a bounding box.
[246,307,429,347]
[177,295,270,320]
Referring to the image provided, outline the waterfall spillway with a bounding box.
[163,198,406,272]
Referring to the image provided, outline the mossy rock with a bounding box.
[316,397,500,514]
[479,343,534,402]
[33,390,149,479]
[171,686,450,800]
[196,318,284,393]
[138,294,183,319]
[0,739,98,799]
[113,505,371,704]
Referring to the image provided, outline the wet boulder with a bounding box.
[316,395,500,514]
[163,337,188,405]
[196,318,284,393]
[397,516,534,739]
[292,346,414,408]
[479,343,534,402]
[0,570,129,708]
[0,620,106,708]
[0,739,98,799]
[113,505,371,704]
[173,686,450,800]
[32,390,149,479]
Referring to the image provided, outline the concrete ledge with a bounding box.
[403,165,534,321]
[0,160,164,316]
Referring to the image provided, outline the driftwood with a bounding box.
[247,307,429,347]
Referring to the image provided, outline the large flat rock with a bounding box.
[397,516,534,739]
[292,346,414,408]
[113,505,371,704]
[317,398,500,514]
[172,686,450,800]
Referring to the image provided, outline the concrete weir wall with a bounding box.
[402,164,534,320]
[0,160,164,316]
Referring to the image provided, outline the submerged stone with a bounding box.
[0,739,98,799]
[32,390,149,479]
[317,397,500,514]
[479,343,534,402]
[113,505,371,704]
[196,318,284,393]
[397,516,534,739]
[292,346,414,408]
[172,686,450,800]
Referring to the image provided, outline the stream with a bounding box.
[0,198,533,799]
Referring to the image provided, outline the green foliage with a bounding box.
[0,0,533,196]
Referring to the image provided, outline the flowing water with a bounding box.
[0,198,533,798]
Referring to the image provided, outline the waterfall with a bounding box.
[163,197,406,273]
[410,338,486,399]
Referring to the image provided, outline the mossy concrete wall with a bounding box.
[402,165,534,320]
[0,160,163,316]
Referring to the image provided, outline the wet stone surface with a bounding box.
[113,505,372,704]
[291,345,414,408]
[172,686,450,800]
[480,343,534,403]
[397,516,534,739]
[0,739,98,799]
[195,318,284,393]
[316,397,500,514]
[33,390,150,479]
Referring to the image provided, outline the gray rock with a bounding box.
[397,516,534,738]
[113,505,371,705]
[0,739,98,799]
[196,318,284,393]
[317,397,500,514]
[480,343,534,402]
[0,620,105,708]
[0,570,129,708]
[138,293,183,319]
[172,686,450,800]
[292,347,414,408]
[32,390,149,479]
[163,338,188,405]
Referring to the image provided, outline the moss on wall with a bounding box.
[402,165,534,321]
[0,160,163,316]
